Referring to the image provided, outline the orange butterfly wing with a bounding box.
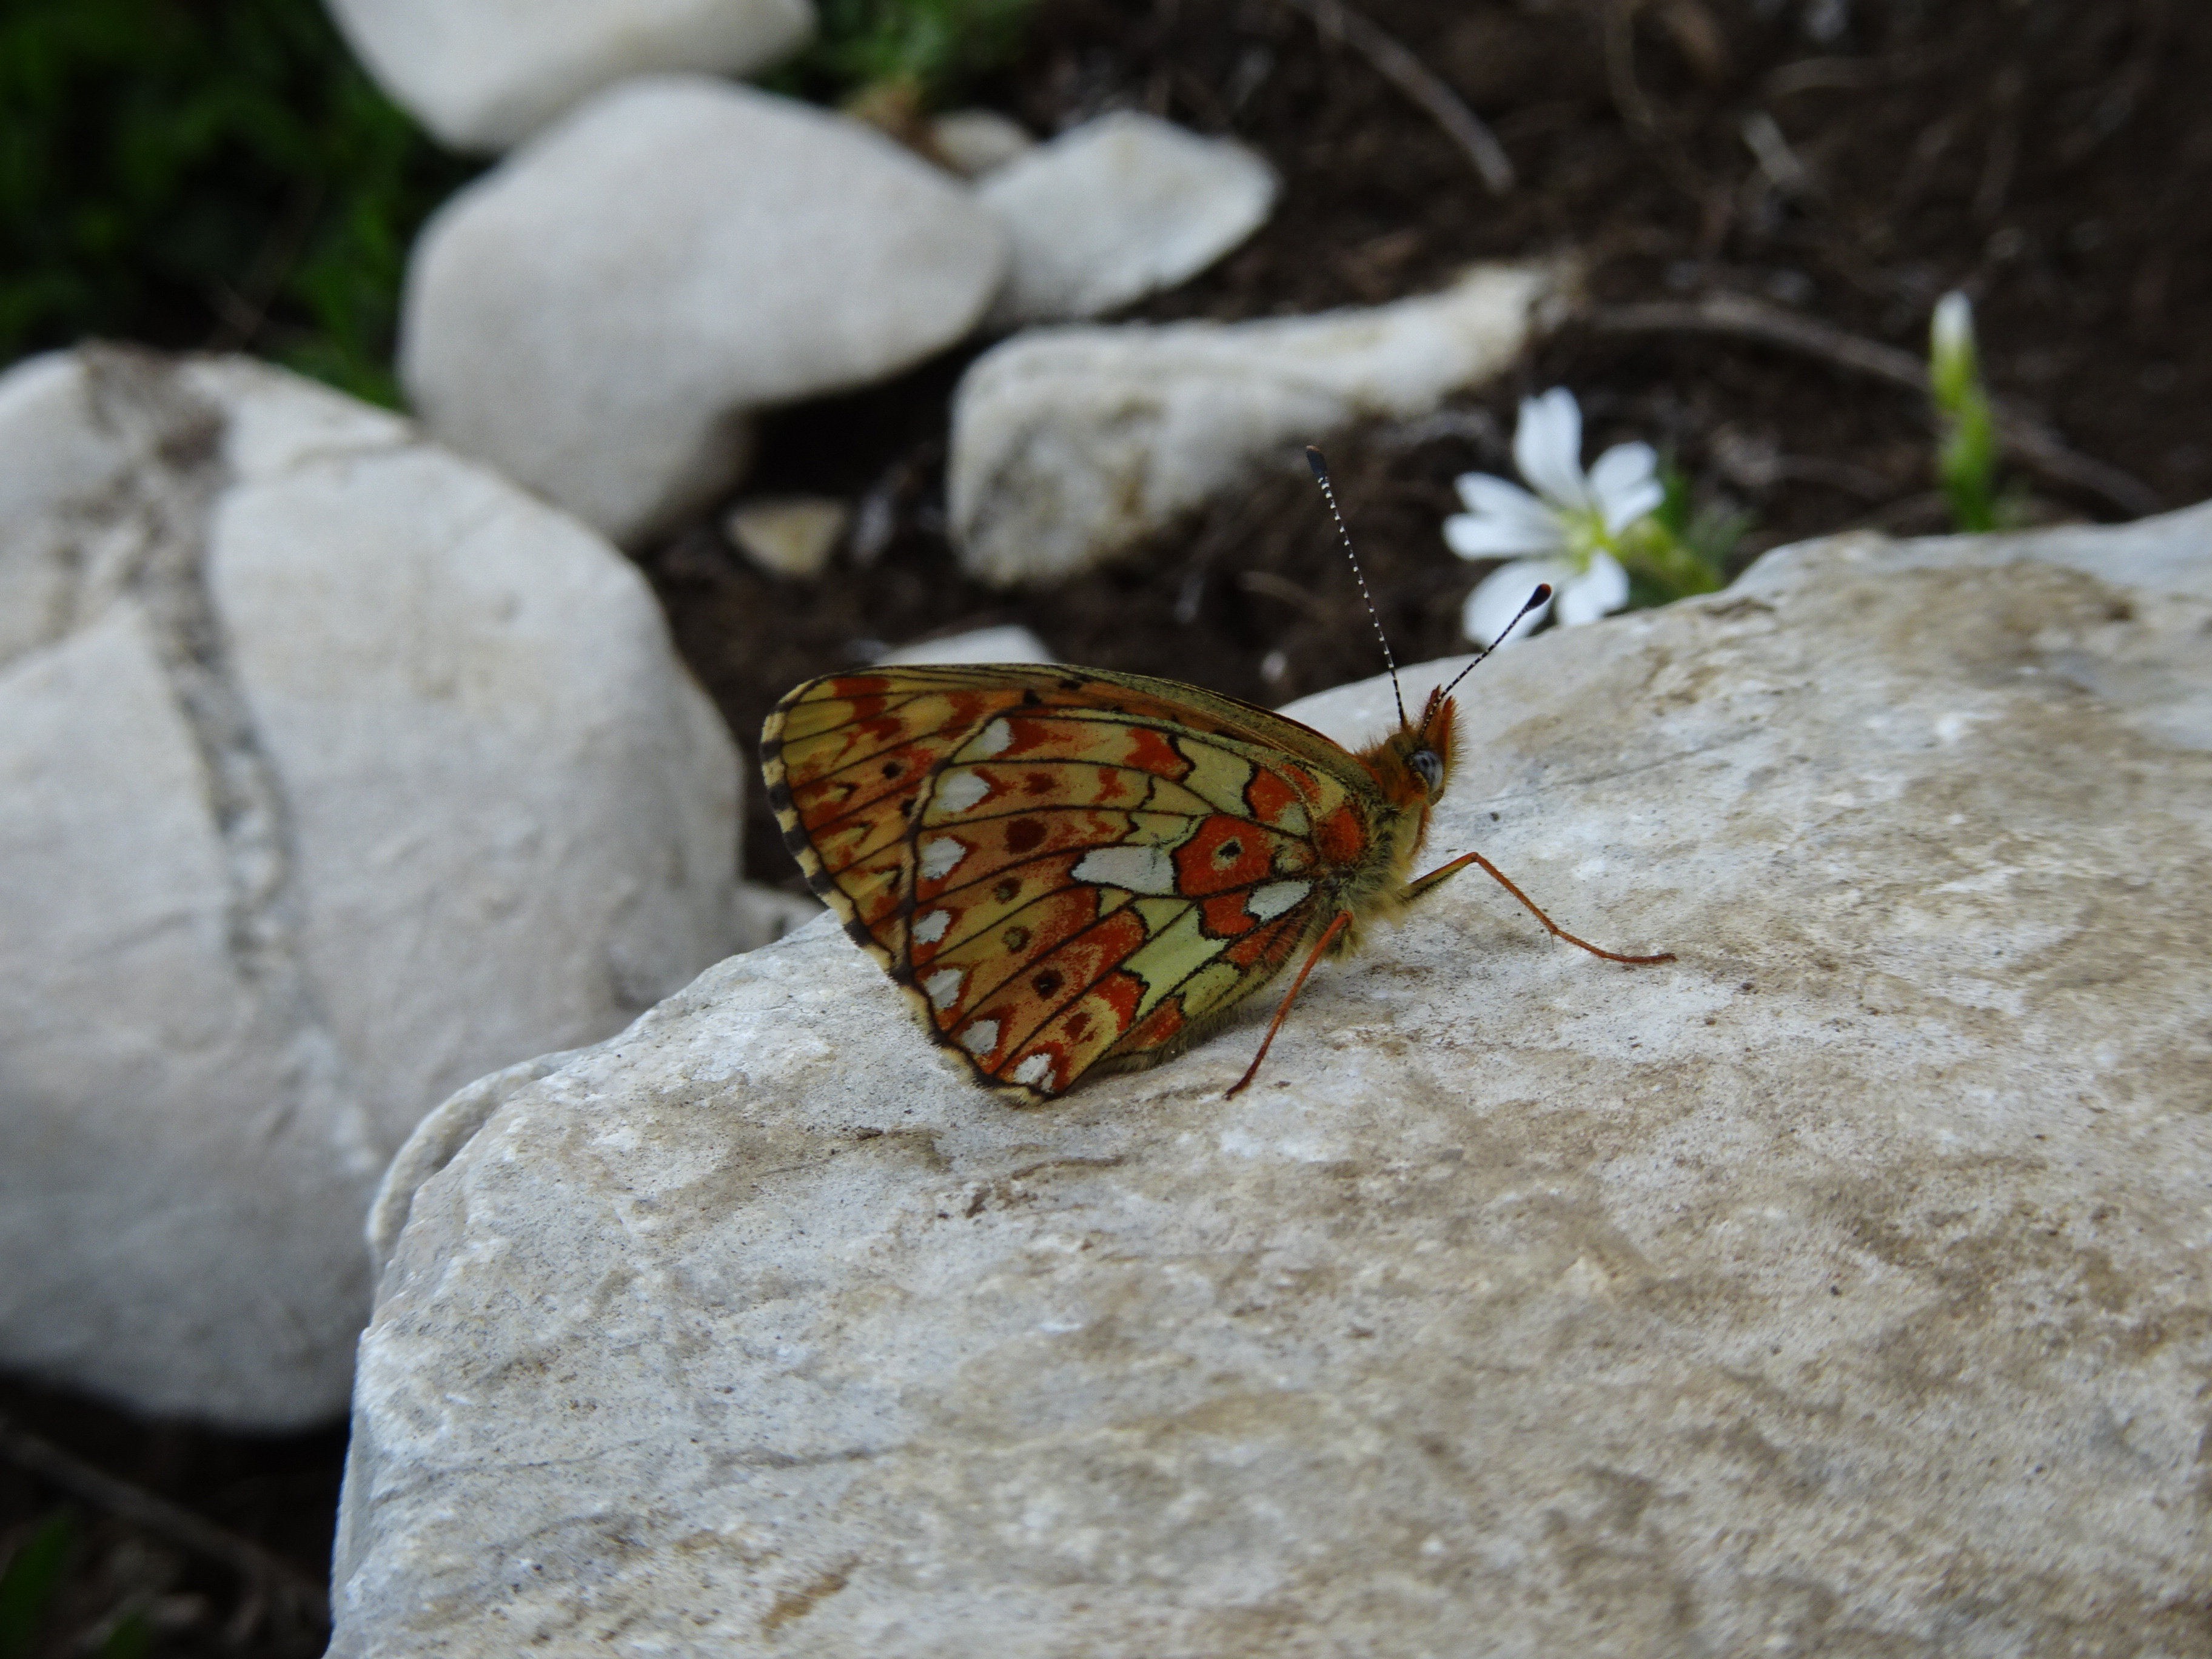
[761,664,1392,1101]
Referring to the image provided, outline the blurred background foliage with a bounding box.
[779,0,1036,106]
[0,0,473,405]
[0,0,1036,408]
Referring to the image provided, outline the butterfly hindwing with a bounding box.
[762,665,1388,1101]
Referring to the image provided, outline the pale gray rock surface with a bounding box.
[0,349,744,1428]
[720,495,848,580]
[976,112,1278,327]
[875,622,1056,665]
[324,0,813,152]
[949,262,1560,585]
[333,504,2212,1652]
[731,879,825,947]
[403,77,1006,545]
[926,107,1035,176]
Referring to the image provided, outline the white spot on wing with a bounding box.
[923,967,964,1009]
[913,908,953,943]
[1246,880,1311,922]
[970,719,1013,757]
[1010,1053,1056,1089]
[1071,843,1179,894]
[934,769,991,814]
[960,1019,1000,1056]
[919,837,967,880]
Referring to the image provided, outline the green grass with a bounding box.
[0,1510,75,1659]
[0,0,477,406]
[1,0,1037,407]
[777,0,1037,108]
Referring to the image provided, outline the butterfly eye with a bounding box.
[1409,748,1444,794]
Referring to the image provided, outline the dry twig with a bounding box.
[0,1409,329,1634]
[1586,292,2162,518]
[1273,0,1515,195]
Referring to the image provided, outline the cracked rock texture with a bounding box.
[0,349,745,1428]
[333,507,2212,1654]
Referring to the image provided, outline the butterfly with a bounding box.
[760,455,1672,1103]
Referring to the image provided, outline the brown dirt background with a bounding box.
[643,0,2212,890]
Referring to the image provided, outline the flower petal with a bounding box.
[1553,551,1630,626]
[1445,472,1564,558]
[1461,557,1570,649]
[1513,389,1593,512]
[1454,470,1549,525]
[1588,443,1663,534]
[1444,514,1567,558]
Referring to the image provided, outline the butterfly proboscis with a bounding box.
[760,447,1674,1102]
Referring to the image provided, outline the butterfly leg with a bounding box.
[1401,851,1675,966]
[1225,911,1355,1098]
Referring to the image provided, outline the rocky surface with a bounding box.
[976,112,1278,328]
[874,622,1056,665]
[720,495,849,581]
[948,261,1561,585]
[331,503,2212,1652]
[324,0,814,153]
[402,76,1005,545]
[925,107,1036,177]
[0,348,746,1428]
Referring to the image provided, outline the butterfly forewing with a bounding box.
[763,665,1388,1100]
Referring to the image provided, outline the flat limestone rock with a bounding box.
[402,77,1005,545]
[0,349,744,1427]
[947,263,1559,585]
[326,0,813,153]
[333,506,2212,1653]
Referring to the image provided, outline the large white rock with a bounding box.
[331,504,2212,1652]
[324,0,813,153]
[976,112,1278,328]
[403,77,1007,545]
[949,262,1560,585]
[0,348,748,1429]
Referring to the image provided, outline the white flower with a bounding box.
[1446,388,1663,648]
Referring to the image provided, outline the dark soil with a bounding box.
[0,1380,341,1657]
[638,0,2211,890]
[7,1,2207,1652]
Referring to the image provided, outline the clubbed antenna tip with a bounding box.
[1305,446,1329,480]
[1428,581,1557,720]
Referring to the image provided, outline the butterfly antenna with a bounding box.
[1424,583,1555,734]
[1305,446,1405,730]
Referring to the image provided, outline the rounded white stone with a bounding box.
[402,76,1007,545]
[0,347,748,1427]
[975,111,1278,327]
[326,0,814,153]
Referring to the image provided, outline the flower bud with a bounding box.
[1930,291,1979,413]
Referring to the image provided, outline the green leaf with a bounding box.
[1621,458,1745,607]
[0,0,474,401]
[0,1510,77,1659]
[94,1608,154,1659]
[771,0,1039,108]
